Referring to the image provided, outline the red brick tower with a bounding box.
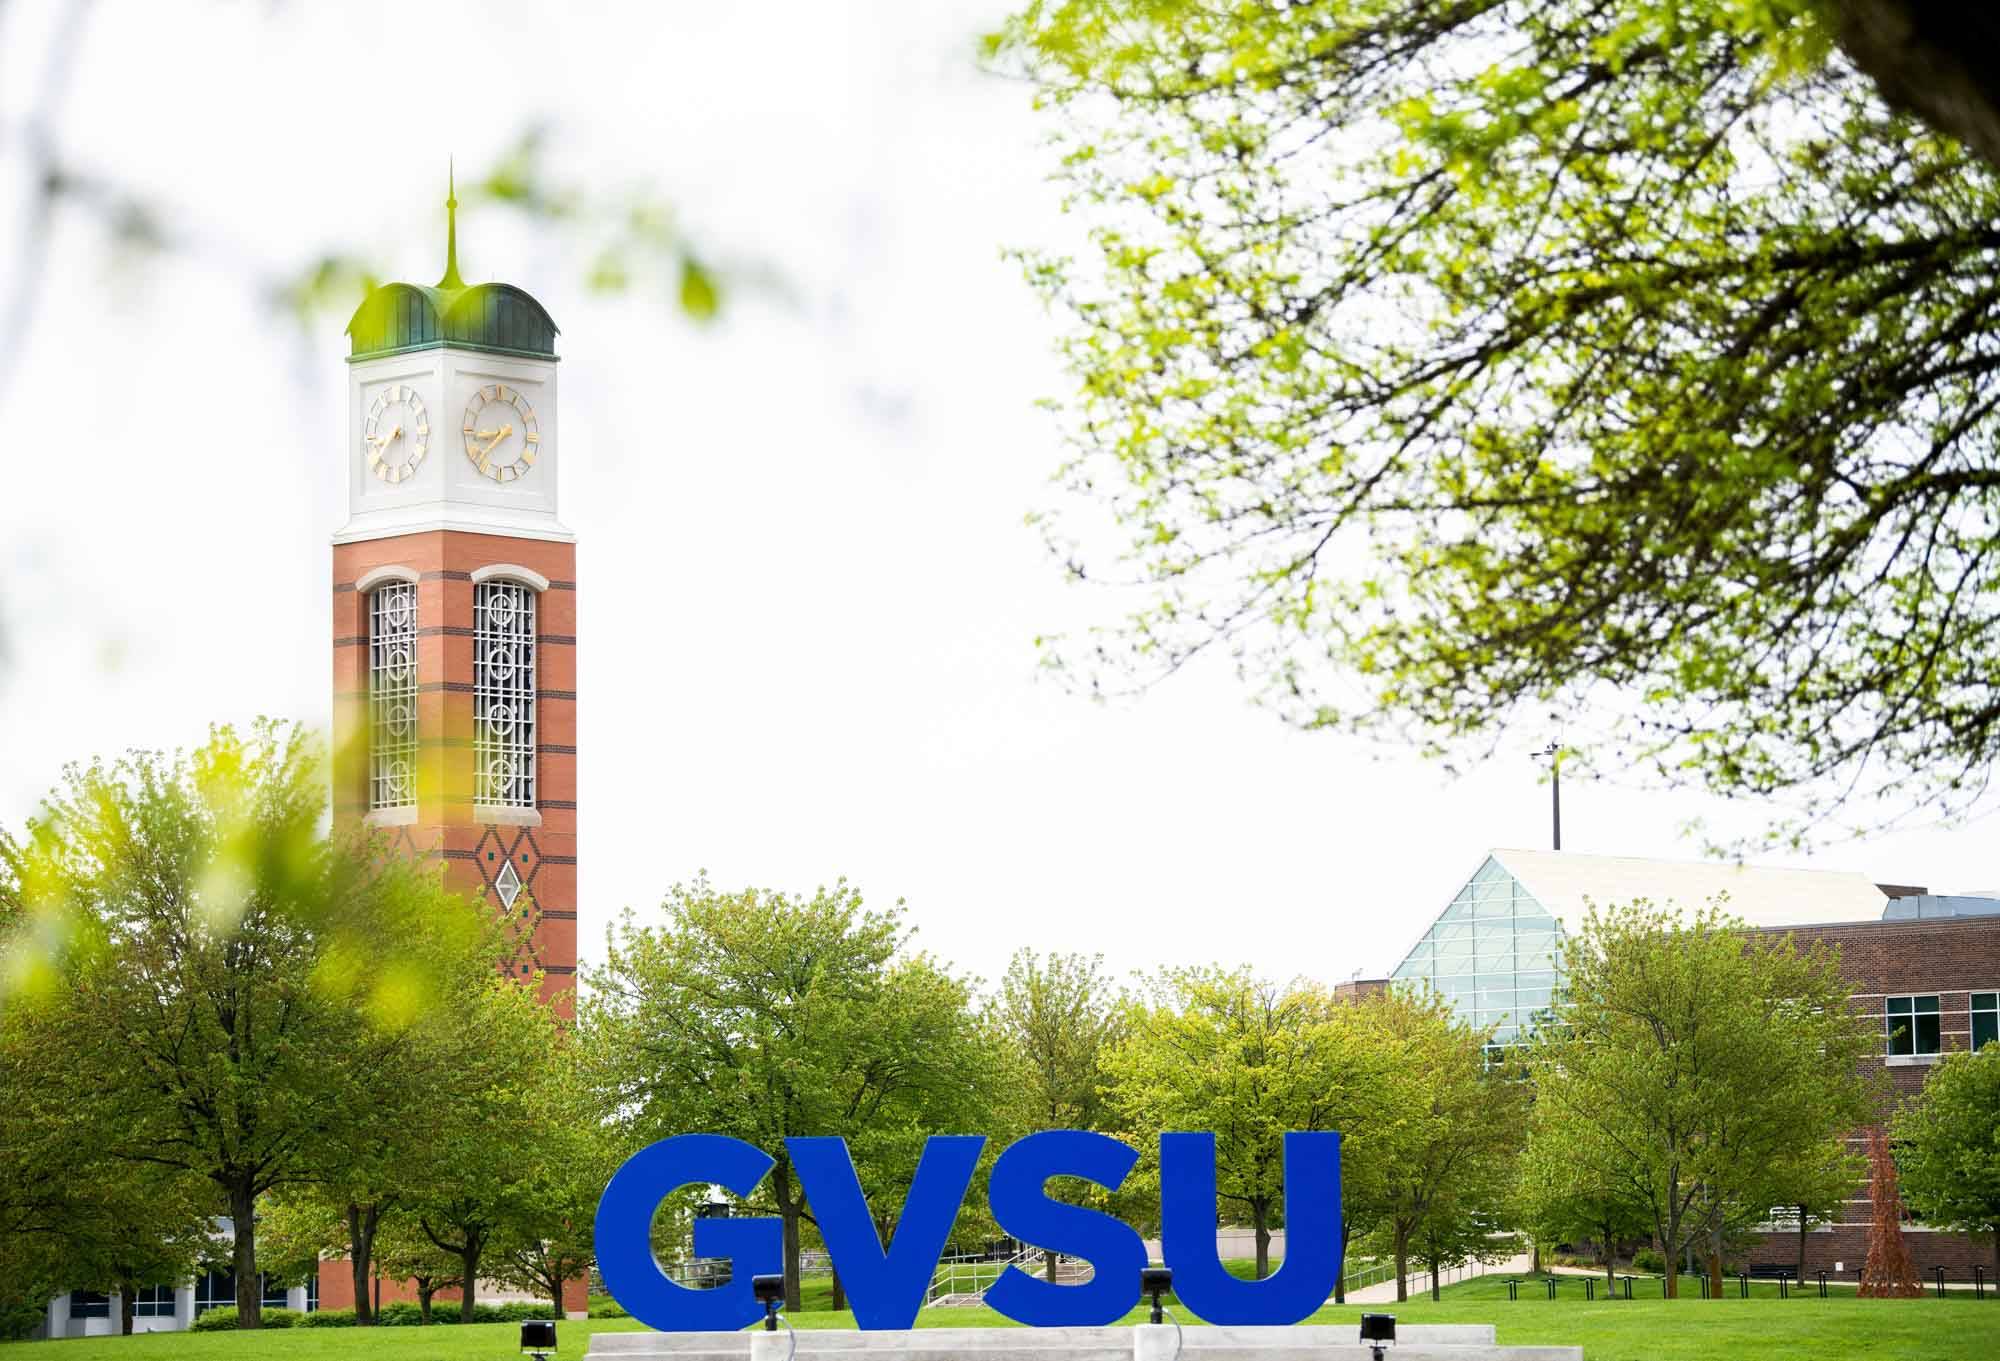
[321,188,582,1319]
[330,186,576,1015]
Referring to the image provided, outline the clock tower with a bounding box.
[330,184,577,1016]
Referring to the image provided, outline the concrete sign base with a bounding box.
[585,1323,1580,1361]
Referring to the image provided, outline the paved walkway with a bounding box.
[1340,1252,1534,1304]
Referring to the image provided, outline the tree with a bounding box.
[370,1216,464,1325]
[1896,1042,2000,1278]
[581,876,1010,1311]
[1530,903,1872,1298]
[1516,1106,1653,1292]
[492,1064,623,1321]
[1858,1126,1923,1297]
[285,907,533,1325]
[1822,2,2000,170]
[413,977,566,1325]
[1105,968,1389,1281]
[994,0,2000,842]
[0,722,500,1326]
[995,949,1123,1281]
[1352,989,1523,1302]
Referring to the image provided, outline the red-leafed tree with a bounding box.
[1859,1127,1922,1298]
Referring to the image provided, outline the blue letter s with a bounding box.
[984,1129,1147,1326]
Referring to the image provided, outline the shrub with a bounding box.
[1631,1249,1666,1274]
[191,1307,302,1332]
[587,1296,629,1319]
[485,1302,558,1323]
[0,1303,43,1342]
[371,1300,558,1326]
[300,1309,356,1327]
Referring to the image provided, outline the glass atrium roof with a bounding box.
[1390,854,1562,1045]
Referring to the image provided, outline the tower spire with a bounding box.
[438,159,465,290]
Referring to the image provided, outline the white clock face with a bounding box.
[364,384,430,484]
[462,383,541,483]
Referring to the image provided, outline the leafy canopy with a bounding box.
[1105,967,1392,1278]
[1895,1041,2000,1269]
[581,874,1011,1310]
[1529,902,1871,1296]
[995,0,2000,843]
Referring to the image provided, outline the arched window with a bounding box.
[474,579,537,808]
[368,581,419,810]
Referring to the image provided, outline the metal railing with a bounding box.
[1500,1264,1993,1301]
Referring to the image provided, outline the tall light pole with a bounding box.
[1533,741,1562,850]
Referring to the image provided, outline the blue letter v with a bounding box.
[788,1134,986,1330]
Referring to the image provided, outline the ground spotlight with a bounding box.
[752,1273,786,1331]
[1360,1312,1395,1360]
[1140,1265,1173,1324]
[520,1318,556,1359]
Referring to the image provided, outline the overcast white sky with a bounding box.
[0,0,1991,991]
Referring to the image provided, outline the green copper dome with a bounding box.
[346,173,559,361]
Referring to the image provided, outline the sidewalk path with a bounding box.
[1339,1252,1534,1304]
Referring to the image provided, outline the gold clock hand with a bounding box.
[478,424,514,457]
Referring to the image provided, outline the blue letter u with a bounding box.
[1159,1130,1342,1325]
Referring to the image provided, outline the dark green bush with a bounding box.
[369,1300,558,1326]
[1631,1248,1666,1274]
[587,1296,629,1319]
[190,1307,302,1332]
[189,1308,237,1332]
[0,1302,43,1342]
[299,1308,356,1327]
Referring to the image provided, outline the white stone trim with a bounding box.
[355,564,421,592]
[365,806,419,828]
[471,562,551,592]
[475,805,543,827]
[333,518,575,546]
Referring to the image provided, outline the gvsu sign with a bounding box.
[596,1129,1341,1331]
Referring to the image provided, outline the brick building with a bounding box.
[1748,898,2000,1279]
[1387,849,2000,1282]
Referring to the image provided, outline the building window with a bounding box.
[68,1291,110,1319]
[368,581,419,810]
[474,580,536,808]
[193,1270,292,1316]
[193,1270,232,1317]
[131,1284,175,1317]
[1974,992,1998,1052]
[1886,994,1941,1056]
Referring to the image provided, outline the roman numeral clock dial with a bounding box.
[364,384,430,483]
[463,384,540,483]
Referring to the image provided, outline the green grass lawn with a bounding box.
[8,1273,1997,1361]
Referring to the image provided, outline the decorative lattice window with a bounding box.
[474,580,536,808]
[368,582,419,810]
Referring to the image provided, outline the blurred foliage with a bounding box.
[993,0,2000,848]
[270,127,730,333]
[0,720,548,1326]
